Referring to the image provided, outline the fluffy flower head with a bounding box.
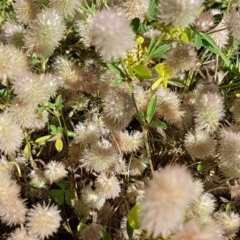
[81,187,105,209]
[95,173,121,199]
[194,92,224,133]
[214,211,240,239]
[158,0,203,27]
[121,0,150,21]
[103,88,135,130]
[2,21,25,47]
[13,0,36,24]
[226,8,240,42]
[139,165,194,238]
[12,72,58,105]
[114,130,144,153]
[27,203,61,239]
[186,193,216,224]
[0,112,23,155]
[44,161,68,184]
[0,43,29,83]
[173,220,223,240]
[184,130,215,158]
[7,227,39,240]
[219,129,240,178]
[165,43,197,73]
[25,8,66,57]
[91,9,135,60]
[49,0,82,17]
[156,86,184,124]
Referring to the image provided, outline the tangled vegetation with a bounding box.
[1,0,240,239]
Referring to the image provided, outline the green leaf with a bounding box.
[23,143,31,156]
[226,202,234,212]
[49,189,65,206]
[195,34,202,50]
[135,111,145,125]
[56,180,68,189]
[111,79,123,87]
[35,135,52,145]
[55,95,63,107]
[127,203,140,229]
[168,79,186,88]
[146,94,158,123]
[131,18,140,32]
[149,121,167,129]
[64,189,75,205]
[107,63,123,77]
[147,0,158,20]
[148,44,170,58]
[181,30,192,43]
[199,32,240,80]
[132,64,152,79]
[100,229,111,240]
[67,130,75,138]
[50,125,57,135]
[127,220,134,238]
[55,138,63,152]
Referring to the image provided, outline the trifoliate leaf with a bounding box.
[132,64,152,79]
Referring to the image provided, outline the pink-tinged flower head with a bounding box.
[121,0,150,21]
[13,0,36,24]
[165,43,198,73]
[139,165,194,238]
[103,88,135,131]
[173,220,223,240]
[0,112,23,155]
[226,8,240,42]
[25,8,66,57]
[12,72,58,105]
[80,142,118,172]
[219,129,240,178]
[184,130,215,159]
[195,11,214,31]
[49,0,82,17]
[0,174,27,226]
[210,18,229,49]
[158,0,203,27]
[114,130,144,153]
[76,15,93,48]
[91,9,135,60]
[8,101,49,130]
[156,86,185,124]
[7,227,39,240]
[27,203,61,239]
[0,197,27,226]
[194,92,225,133]
[0,43,29,83]
[2,21,25,47]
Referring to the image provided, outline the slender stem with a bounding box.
[143,128,154,176]
[131,89,154,176]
